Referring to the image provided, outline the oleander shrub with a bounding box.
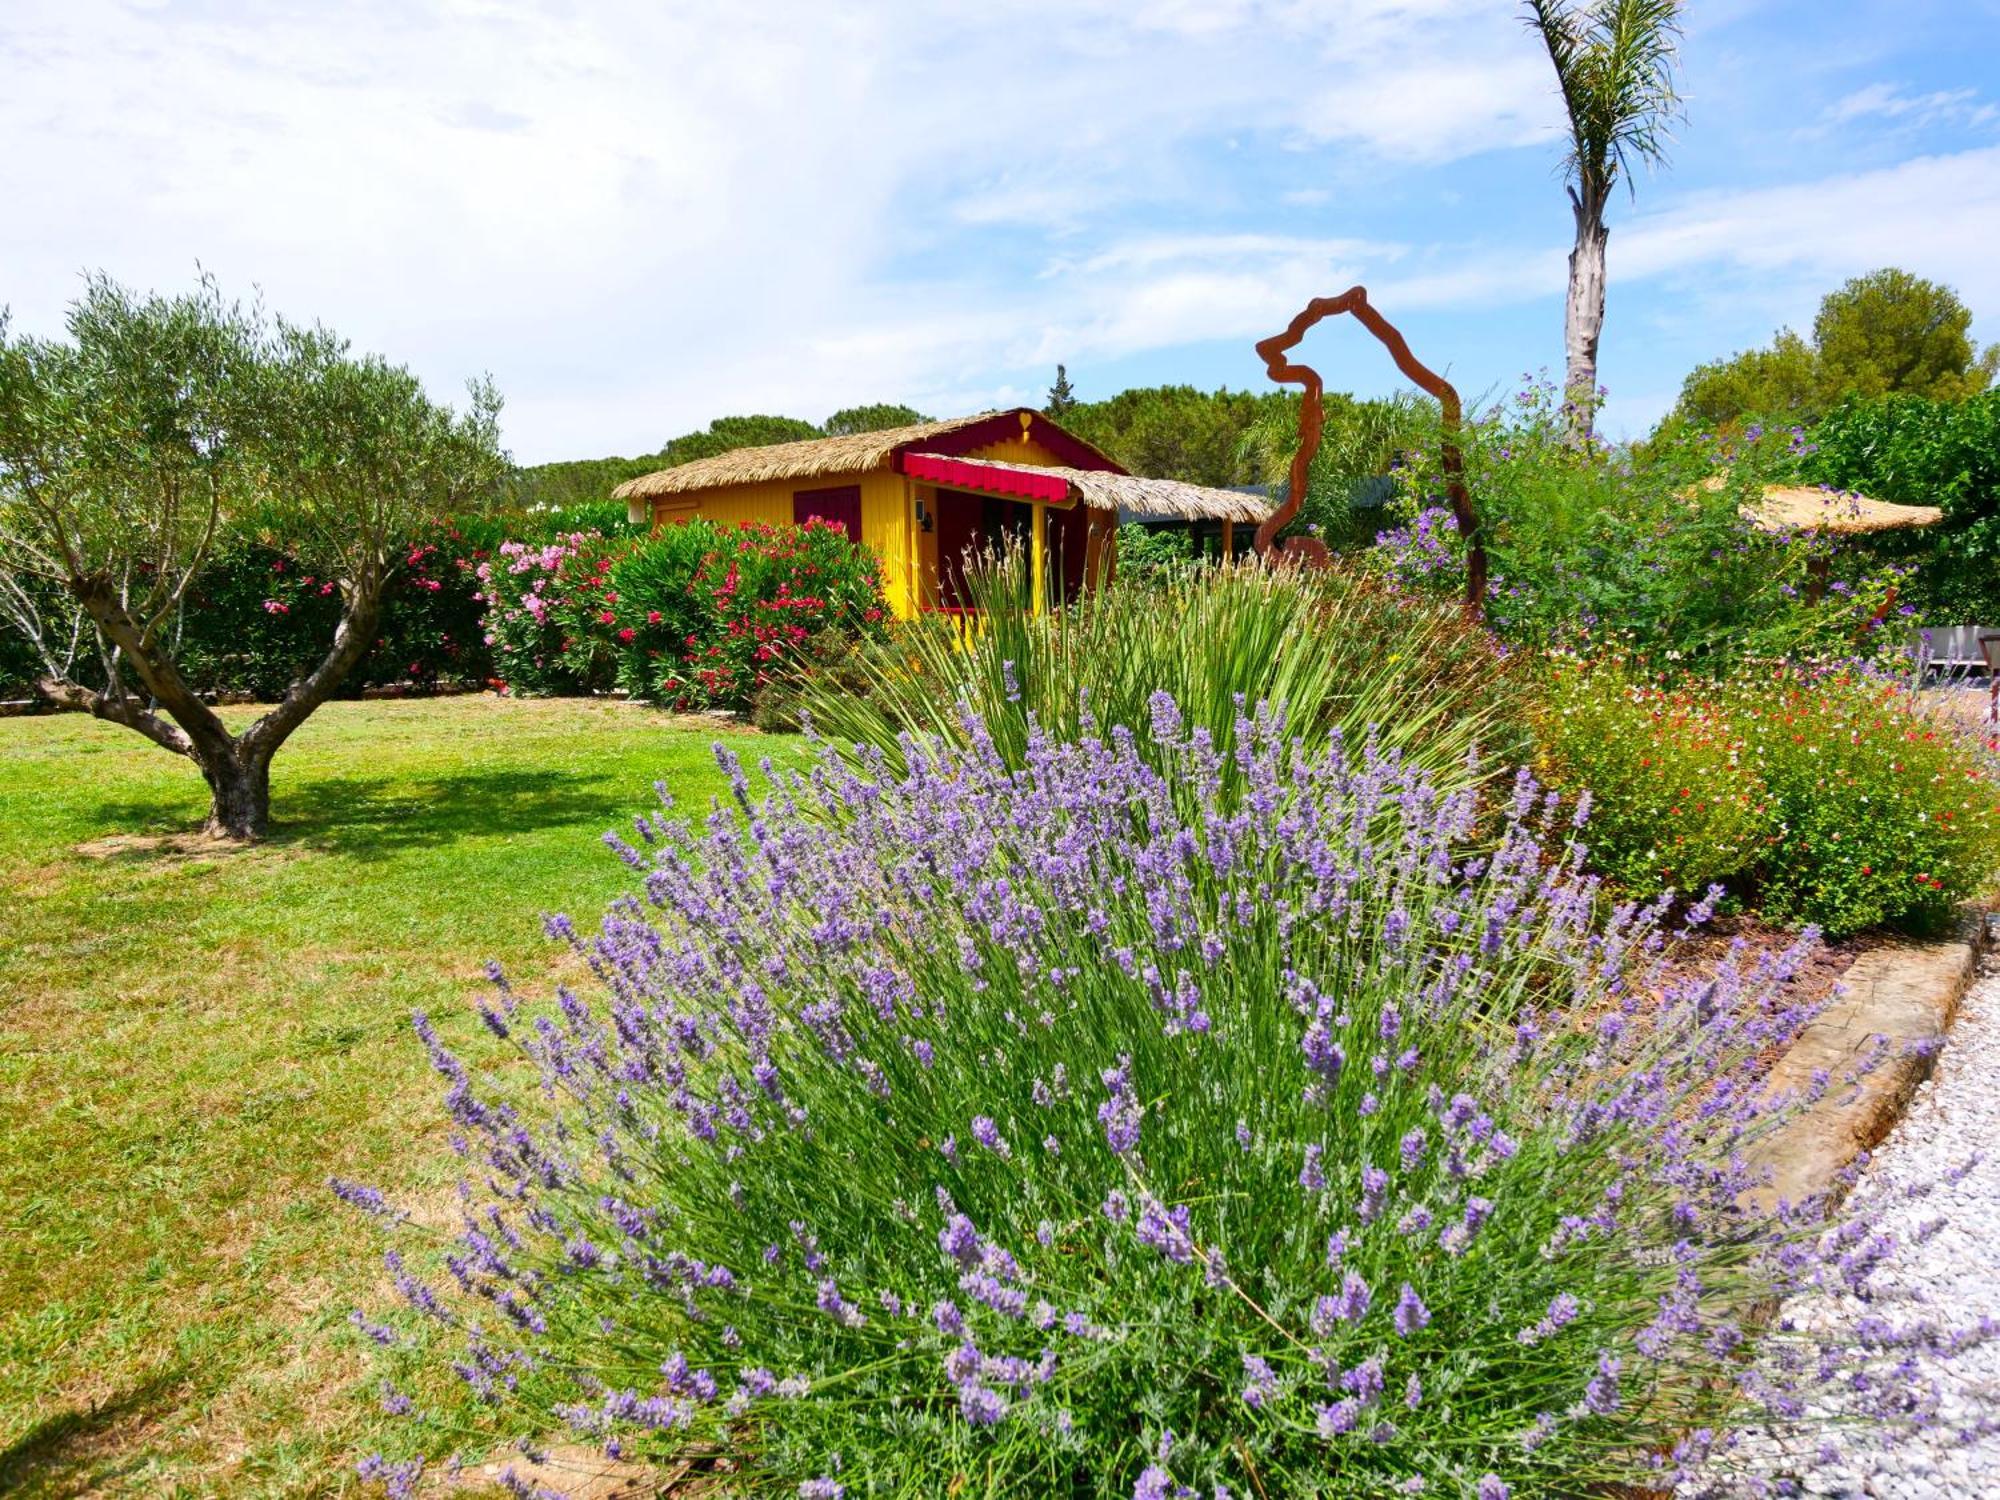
[1532,662,1771,897]
[475,531,631,697]
[791,551,1524,793]
[340,703,1966,1498]
[1730,668,2000,936]
[608,518,888,713]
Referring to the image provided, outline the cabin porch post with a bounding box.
[1031,501,1048,616]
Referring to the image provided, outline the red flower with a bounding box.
[618,627,637,643]
[598,610,616,624]
[647,610,662,625]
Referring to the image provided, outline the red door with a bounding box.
[792,485,863,539]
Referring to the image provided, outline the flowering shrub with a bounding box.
[340,703,1969,1497]
[1729,668,2000,935]
[609,518,887,712]
[167,521,495,696]
[1376,377,1917,664]
[475,531,629,697]
[1534,661,1770,896]
[1533,661,2000,934]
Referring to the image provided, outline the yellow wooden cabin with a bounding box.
[611,408,1269,620]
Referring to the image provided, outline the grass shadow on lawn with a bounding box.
[0,1376,185,1498]
[84,767,650,864]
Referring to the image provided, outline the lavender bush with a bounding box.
[343,701,1975,1498]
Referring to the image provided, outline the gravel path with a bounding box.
[1694,946,2000,1498]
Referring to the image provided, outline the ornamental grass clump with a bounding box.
[790,550,1522,793]
[343,702,1972,1498]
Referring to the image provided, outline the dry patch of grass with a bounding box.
[0,695,775,1496]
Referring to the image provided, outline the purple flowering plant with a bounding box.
[341,699,1981,1496]
[1376,375,1913,663]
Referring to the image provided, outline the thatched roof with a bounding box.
[1696,477,1946,536]
[613,412,1050,499]
[915,454,1271,523]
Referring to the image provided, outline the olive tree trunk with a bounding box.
[49,572,382,841]
[1563,187,1610,433]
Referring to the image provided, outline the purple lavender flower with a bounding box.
[1136,1198,1195,1264]
[1582,1353,1621,1414]
[1317,1398,1361,1436]
[1300,1143,1326,1191]
[970,1115,1010,1158]
[1393,1283,1430,1338]
[1098,1056,1143,1155]
[1337,1269,1373,1324]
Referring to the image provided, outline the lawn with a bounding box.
[0,695,779,1496]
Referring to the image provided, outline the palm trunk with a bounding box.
[1564,189,1609,434]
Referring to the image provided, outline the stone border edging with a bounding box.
[1745,911,1992,1213]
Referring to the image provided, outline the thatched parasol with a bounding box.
[905,454,1272,524]
[1695,476,1945,537]
[1695,477,1946,606]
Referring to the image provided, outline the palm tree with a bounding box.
[1523,0,1685,434]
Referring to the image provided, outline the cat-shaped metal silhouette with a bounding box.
[1252,288,1486,619]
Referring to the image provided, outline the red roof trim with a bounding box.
[900,452,1074,505]
[891,408,1126,474]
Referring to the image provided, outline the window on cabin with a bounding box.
[791,485,862,538]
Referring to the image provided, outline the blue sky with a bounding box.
[4,0,1998,464]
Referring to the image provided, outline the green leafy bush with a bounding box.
[1376,379,1915,663]
[1533,662,1769,896]
[1804,391,2000,624]
[1110,524,1195,579]
[1731,668,2000,935]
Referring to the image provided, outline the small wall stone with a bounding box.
[1745,924,1984,1213]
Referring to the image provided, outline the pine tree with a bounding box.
[1045,364,1078,418]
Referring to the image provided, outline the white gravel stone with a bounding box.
[1690,954,2000,1499]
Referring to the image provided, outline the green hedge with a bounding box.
[1803,391,2000,623]
[0,503,643,706]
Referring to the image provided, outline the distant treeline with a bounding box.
[506,388,1380,511]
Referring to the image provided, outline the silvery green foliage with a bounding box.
[344,701,1980,1498]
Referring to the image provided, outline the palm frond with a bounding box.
[1523,0,1684,203]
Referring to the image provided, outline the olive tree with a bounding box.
[0,274,505,839]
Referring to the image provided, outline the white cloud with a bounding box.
[1823,83,1999,131]
[0,0,1555,459]
[5,0,1991,469]
[1614,146,2000,315]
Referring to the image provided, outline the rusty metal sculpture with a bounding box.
[1252,288,1486,620]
